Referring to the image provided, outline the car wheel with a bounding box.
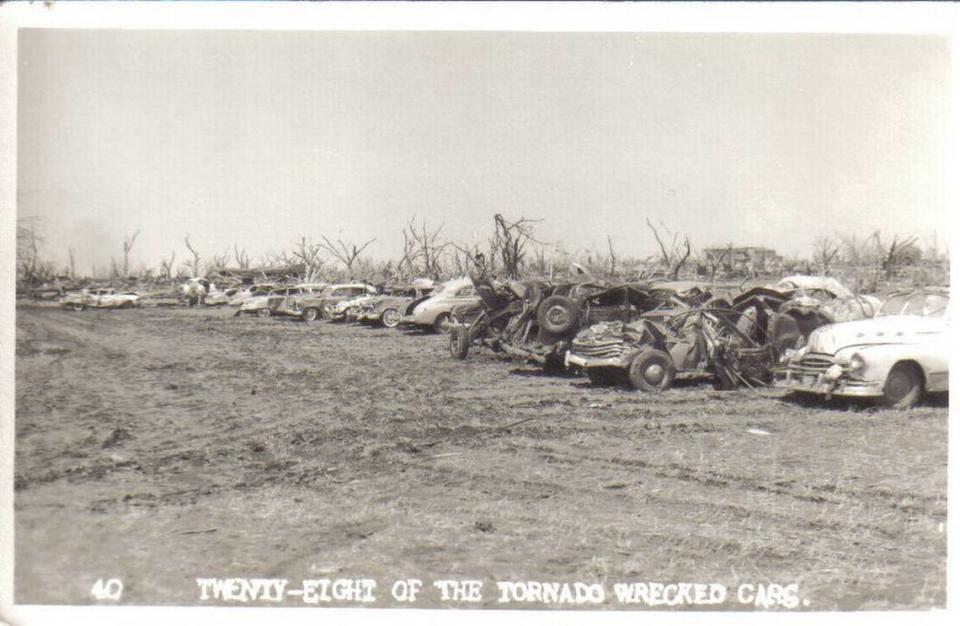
[301,307,319,322]
[433,313,452,334]
[257,308,272,319]
[628,349,676,393]
[381,308,401,328]
[71,303,85,312]
[881,362,923,409]
[450,325,470,360]
[537,295,579,335]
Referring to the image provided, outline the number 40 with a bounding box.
[90,578,123,600]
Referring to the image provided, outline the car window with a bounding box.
[878,293,911,317]
[455,286,475,297]
[920,294,949,318]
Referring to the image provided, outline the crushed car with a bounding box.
[280,283,378,322]
[565,303,773,391]
[228,283,281,307]
[449,278,713,371]
[729,275,881,354]
[236,284,327,318]
[776,287,948,408]
[61,287,141,311]
[355,280,436,328]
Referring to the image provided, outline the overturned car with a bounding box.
[449,278,712,371]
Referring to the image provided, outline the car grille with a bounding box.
[790,352,835,375]
[571,339,626,359]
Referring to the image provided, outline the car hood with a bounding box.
[806,315,947,354]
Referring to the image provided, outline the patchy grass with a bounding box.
[14,305,946,609]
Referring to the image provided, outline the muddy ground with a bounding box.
[13,304,947,609]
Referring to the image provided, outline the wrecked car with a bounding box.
[730,275,881,355]
[565,304,772,391]
[281,283,378,322]
[61,287,141,311]
[228,283,281,307]
[400,277,480,333]
[776,287,949,408]
[356,280,436,328]
[449,278,711,371]
[236,284,326,318]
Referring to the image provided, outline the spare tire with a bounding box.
[449,325,470,360]
[537,295,579,335]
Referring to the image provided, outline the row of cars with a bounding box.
[61,273,949,409]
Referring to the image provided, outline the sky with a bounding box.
[17,29,951,275]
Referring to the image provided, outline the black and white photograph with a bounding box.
[1,2,956,624]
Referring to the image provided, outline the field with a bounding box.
[13,304,948,609]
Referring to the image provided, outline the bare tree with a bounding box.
[839,232,873,293]
[206,250,231,275]
[159,251,176,279]
[319,235,376,274]
[699,243,734,282]
[404,218,450,279]
[16,216,51,286]
[606,235,618,277]
[871,232,920,281]
[67,248,77,280]
[182,234,202,278]
[646,218,691,280]
[491,213,540,279]
[233,243,252,269]
[290,237,326,282]
[121,230,140,277]
[812,235,840,275]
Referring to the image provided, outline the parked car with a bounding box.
[776,287,949,408]
[228,283,280,307]
[204,286,240,306]
[281,283,378,322]
[236,284,326,318]
[61,287,141,311]
[356,281,436,328]
[400,277,480,333]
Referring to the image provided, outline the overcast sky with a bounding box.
[17,30,950,275]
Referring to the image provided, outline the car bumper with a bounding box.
[565,352,629,369]
[775,370,884,398]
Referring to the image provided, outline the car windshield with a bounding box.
[878,292,949,318]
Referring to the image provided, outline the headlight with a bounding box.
[848,352,866,374]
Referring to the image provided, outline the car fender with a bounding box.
[835,343,948,391]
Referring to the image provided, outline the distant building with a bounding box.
[701,246,784,277]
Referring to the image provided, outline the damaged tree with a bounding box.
[872,232,920,281]
[291,237,326,282]
[121,230,140,277]
[491,213,540,279]
[404,218,450,279]
[646,218,691,280]
[812,236,840,276]
[319,235,376,275]
[183,235,202,278]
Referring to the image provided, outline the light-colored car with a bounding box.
[776,288,949,408]
[400,277,480,333]
[356,281,436,328]
[61,287,140,311]
[237,284,326,318]
[281,283,378,322]
[228,283,278,307]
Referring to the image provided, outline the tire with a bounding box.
[432,313,452,334]
[301,307,319,322]
[257,307,272,319]
[537,295,579,335]
[381,308,401,328]
[71,303,85,312]
[628,349,676,393]
[449,325,470,360]
[881,362,923,409]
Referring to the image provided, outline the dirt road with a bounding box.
[13,304,947,609]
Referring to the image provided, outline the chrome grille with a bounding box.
[790,352,835,375]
